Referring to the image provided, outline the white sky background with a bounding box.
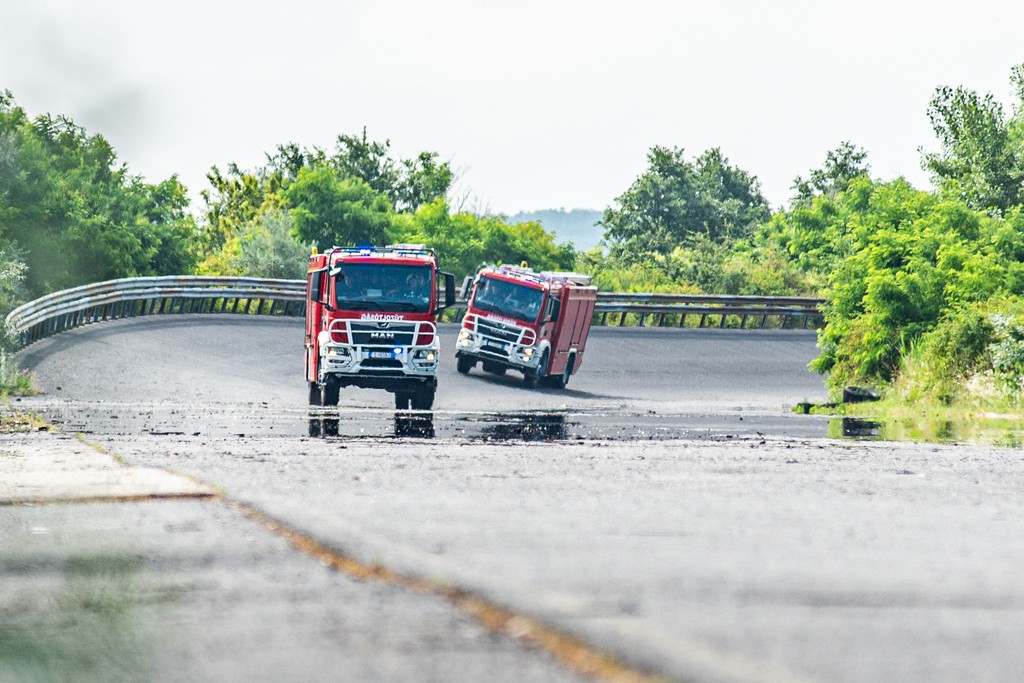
[1,0,1022,215]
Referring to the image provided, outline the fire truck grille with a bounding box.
[361,358,404,369]
[476,319,521,344]
[349,322,416,346]
[478,347,510,360]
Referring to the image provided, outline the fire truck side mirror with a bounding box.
[459,276,473,302]
[436,272,456,312]
[308,268,328,307]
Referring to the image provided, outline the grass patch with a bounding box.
[0,409,47,433]
[1,351,37,399]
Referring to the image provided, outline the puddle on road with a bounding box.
[17,400,870,443]
[829,417,882,439]
[308,411,568,441]
[309,412,437,439]
[303,409,833,442]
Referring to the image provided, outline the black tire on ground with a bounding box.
[457,355,475,375]
[524,350,546,389]
[395,392,412,410]
[482,361,506,376]
[411,385,435,410]
[322,378,340,406]
[308,381,322,406]
[547,354,574,389]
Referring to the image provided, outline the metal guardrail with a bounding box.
[4,276,824,349]
[5,276,306,347]
[593,292,823,330]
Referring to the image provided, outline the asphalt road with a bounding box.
[8,315,1024,683]
[17,316,830,440]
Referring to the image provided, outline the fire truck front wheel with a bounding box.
[322,378,341,406]
[411,385,435,410]
[308,381,322,406]
[524,350,547,389]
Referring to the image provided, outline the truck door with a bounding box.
[305,268,325,382]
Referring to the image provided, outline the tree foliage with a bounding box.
[195,131,572,281]
[921,65,1024,213]
[798,179,1024,389]
[791,141,870,206]
[601,146,771,257]
[0,90,196,302]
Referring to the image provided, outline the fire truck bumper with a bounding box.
[455,334,541,371]
[319,343,439,386]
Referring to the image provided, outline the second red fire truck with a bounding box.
[455,264,597,388]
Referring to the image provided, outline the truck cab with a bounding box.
[305,245,455,409]
[455,264,596,388]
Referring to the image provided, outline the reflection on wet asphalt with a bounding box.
[19,398,837,442]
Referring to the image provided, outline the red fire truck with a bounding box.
[305,245,455,409]
[455,264,597,388]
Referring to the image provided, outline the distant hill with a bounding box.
[506,208,604,250]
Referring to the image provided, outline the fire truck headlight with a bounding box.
[413,349,437,363]
[516,346,536,363]
[318,331,331,346]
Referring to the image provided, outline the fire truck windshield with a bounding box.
[473,276,544,322]
[332,264,432,312]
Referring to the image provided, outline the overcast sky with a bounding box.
[1,1,1022,216]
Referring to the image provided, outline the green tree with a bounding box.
[602,146,770,257]
[921,65,1024,214]
[232,209,311,279]
[195,131,455,273]
[811,179,1014,388]
[286,167,395,249]
[0,91,196,298]
[393,199,576,280]
[791,141,871,206]
[329,129,452,211]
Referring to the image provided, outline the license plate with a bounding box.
[485,340,506,350]
[369,351,393,359]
